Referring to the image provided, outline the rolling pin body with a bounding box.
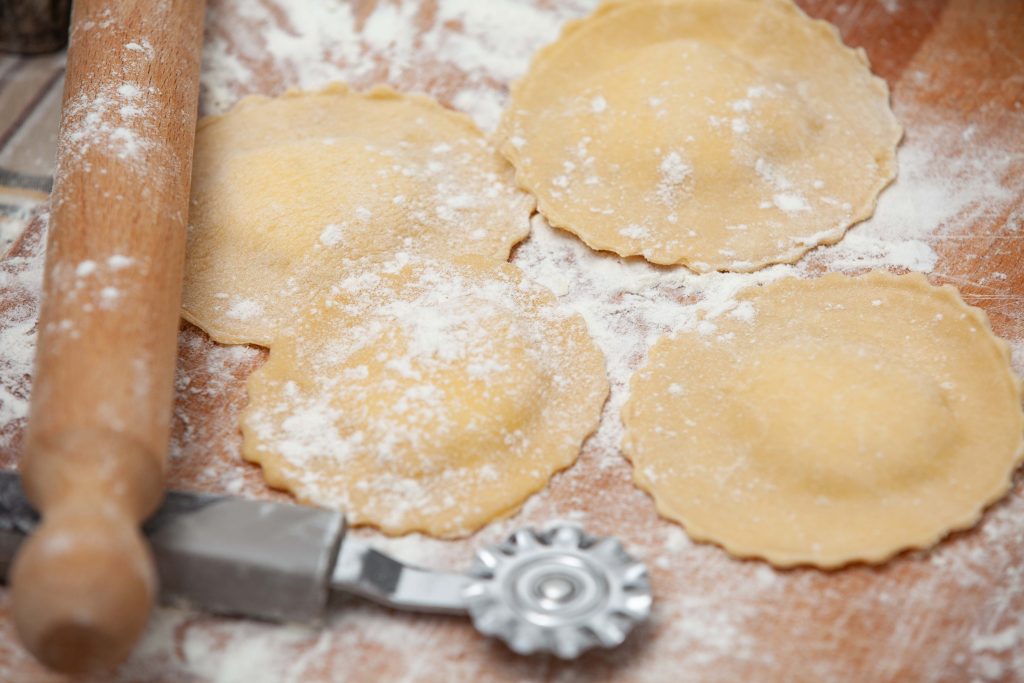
[10,0,206,673]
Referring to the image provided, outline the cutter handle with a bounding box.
[10,0,205,673]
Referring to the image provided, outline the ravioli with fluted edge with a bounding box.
[622,271,1024,567]
[241,255,609,537]
[498,0,901,272]
[184,84,533,346]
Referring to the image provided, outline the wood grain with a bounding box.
[0,0,1022,681]
[7,0,205,674]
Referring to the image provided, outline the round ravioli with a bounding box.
[498,0,901,272]
[622,272,1024,567]
[241,256,609,537]
[184,84,534,346]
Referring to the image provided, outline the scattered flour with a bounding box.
[75,259,97,277]
[108,254,135,269]
[0,1,1021,682]
[199,0,598,131]
[0,216,45,448]
[318,223,345,247]
[656,150,693,204]
[61,80,154,164]
[812,116,1017,272]
[169,331,263,496]
[242,256,600,535]
[226,298,263,320]
[0,196,42,253]
[55,15,165,185]
[773,192,811,213]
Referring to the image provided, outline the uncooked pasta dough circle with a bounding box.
[621,272,1024,568]
[498,0,901,272]
[183,84,534,346]
[241,256,609,537]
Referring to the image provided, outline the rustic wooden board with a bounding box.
[1,0,1023,680]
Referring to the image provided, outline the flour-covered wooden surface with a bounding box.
[1,0,1023,681]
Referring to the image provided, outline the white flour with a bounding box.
[199,0,597,130]
[0,216,45,448]
[0,1,1022,681]
[0,197,42,254]
[241,257,605,536]
[58,64,157,173]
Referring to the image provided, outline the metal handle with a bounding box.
[330,536,470,615]
[1,471,653,660]
[1,471,345,623]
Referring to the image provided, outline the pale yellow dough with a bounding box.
[498,0,902,272]
[184,84,534,346]
[622,272,1024,567]
[241,256,609,537]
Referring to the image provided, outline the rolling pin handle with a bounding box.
[10,503,155,674]
[12,429,163,672]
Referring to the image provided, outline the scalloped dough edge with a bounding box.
[183,83,536,346]
[496,0,903,273]
[623,270,1024,569]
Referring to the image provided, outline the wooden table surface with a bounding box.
[1,0,1023,681]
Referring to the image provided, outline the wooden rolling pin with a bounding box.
[9,0,206,673]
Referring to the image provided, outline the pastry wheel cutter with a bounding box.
[0,471,652,659]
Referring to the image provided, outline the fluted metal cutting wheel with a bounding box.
[462,524,653,658]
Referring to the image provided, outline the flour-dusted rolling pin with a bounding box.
[9,0,206,673]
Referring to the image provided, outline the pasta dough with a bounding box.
[621,272,1024,567]
[183,84,534,346]
[241,256,609,537]
[497,0,901,272]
